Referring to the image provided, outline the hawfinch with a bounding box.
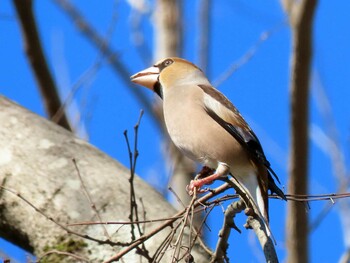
[131,57,286,235]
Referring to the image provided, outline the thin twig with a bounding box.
[37,249,90,263]
[104,183,232,263]
[128,2,152,66]
[123,110,151,261]
[68,215,183,227]
[52,0,158,124]
[54,0,121,127]
[168,186,187,209]
[310,72,350,235]
[171,192,197,261]
[72,158,111,240]
[213,20,287,87]
[189,204,216,256]
[152,218,184,263]
[68,191,350,229]
[0,186,127,247]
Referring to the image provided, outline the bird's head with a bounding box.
[130,57,208,98]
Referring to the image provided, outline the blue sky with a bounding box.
[1,0,350,262]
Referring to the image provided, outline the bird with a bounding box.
[130,57,286,236]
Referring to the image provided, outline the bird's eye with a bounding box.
[163,59,173,67]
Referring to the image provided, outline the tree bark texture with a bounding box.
[0,96,210,262]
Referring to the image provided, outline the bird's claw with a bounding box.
[186,180,210,196]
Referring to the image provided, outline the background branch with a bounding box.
[197,0,211,75]
[52,0,156,123]
[282,1,318,262]
[13,0,72,131]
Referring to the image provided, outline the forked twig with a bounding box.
[123,109,151,260]
[171,192,197,262]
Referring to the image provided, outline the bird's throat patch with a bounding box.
[154,82,163,99]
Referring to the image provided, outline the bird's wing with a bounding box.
[198,84,285,199]
[198,84,268,166]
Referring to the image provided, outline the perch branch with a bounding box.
[210,199,245,263]
[246,216,278,263]
[104,183,232,263]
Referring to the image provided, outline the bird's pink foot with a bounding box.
[197,166,216,179]
[186,172,222,196]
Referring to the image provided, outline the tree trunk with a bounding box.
[0,96,210,262]
[282,1,318,262]
[153,0,197,211]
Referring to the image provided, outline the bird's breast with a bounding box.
[163,85,250,170]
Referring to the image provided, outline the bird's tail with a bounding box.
[231,170,272,239]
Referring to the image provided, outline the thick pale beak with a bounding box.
[130,66,160,89]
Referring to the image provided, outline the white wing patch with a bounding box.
[203,92,234,122]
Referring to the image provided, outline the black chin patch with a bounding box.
[154,82,163,99]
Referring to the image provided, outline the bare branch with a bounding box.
[67,191,350,228]
[52,1,120,132]
[104,183,232,262]
[128,2,153,66]
[310,72,350,239]
[123,110,153,261]
[245,216,278,263]
[52,0,156,122]
[12,0,72,131]
[211,199,245,263]
[213,21,286,88]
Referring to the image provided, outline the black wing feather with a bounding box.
[206,108,286,200]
